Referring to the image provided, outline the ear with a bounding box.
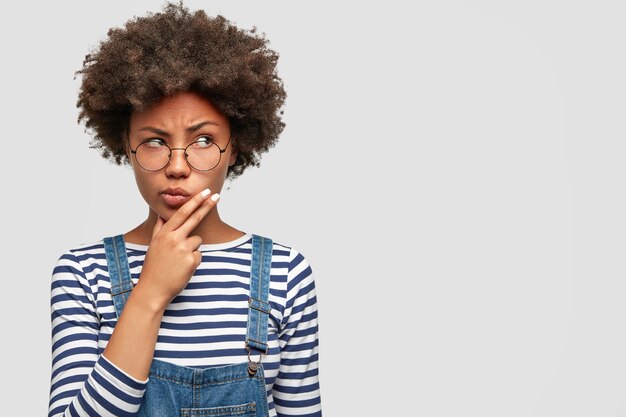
[228,148,238,167]
[122,139,130,160]
[122,125,132,160]
[227,137,238,167]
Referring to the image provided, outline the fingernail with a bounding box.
[210,193,220,202]
[201,188,211,198]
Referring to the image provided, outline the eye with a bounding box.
[143,138,166,148]
[191,135,215,148]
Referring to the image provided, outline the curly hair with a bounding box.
[75,1,286,179]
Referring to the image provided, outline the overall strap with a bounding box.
[103,234,134,318]
[245,234,273,354]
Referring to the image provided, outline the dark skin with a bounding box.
[76,3,287,179]
[123,91,245,246]
[103,91,245,380]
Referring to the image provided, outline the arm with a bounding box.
[49,189,219,416]
[48,250,149,417]
[273,248,322,417]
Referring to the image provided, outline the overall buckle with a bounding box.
[245,344,268,377]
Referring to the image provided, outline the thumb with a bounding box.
[152,216,164,238]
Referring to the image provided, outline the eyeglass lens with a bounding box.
[135,139,221,171]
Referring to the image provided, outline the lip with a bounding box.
[161,193,191,208]
[160,187,192,208]
[161,187,191,196]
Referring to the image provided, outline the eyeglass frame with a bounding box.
[126,134,232,172]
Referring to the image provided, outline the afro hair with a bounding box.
[75,1,287,179]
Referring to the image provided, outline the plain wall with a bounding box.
[2,1,626,415]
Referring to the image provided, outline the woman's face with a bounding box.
[125,91,237,220]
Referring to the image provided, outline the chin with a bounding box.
[151,204,172,222]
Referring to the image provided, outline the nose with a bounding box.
[165,147,191,176]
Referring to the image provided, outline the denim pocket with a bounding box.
[181,402,256,416]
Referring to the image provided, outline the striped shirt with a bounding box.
[48,233,321,417]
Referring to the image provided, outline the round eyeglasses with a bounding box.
[129,136,231,172]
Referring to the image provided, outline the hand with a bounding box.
[137,188,219,309]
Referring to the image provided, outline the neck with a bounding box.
[126,206,244,246]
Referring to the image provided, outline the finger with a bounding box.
[152,216,164,238]
[177,192,220,238]
[187,234,203,251]
[193,250,203,267]
[164,188,212,232]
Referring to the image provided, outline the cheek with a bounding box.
[212,162,230,187]
[131,170,156,202]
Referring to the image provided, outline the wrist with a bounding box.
[128,281,170,314]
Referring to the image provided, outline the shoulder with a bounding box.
[51,239,109,303]
[55,238,108,265]
[263,239,318,327]
[59,237,108,256]
[258,235,315,292]
[256,235,313,271]
[51,238,109,282]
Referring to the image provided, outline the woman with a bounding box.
[48,3,321,416]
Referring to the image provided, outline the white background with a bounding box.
[1,0,626,415]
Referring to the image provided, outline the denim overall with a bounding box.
[103,233,272,417]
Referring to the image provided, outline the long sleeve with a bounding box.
[48,250,148,417]
[273,248,322,417]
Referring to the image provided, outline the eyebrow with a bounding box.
[138,120,220,136]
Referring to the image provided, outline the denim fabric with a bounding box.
[103,234,272,417]
[139,360,266,417]
[103,234,134,313]
[246,235,273,354]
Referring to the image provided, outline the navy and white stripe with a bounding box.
[48,233,321,417]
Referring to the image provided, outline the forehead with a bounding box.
[129,91,229,131]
